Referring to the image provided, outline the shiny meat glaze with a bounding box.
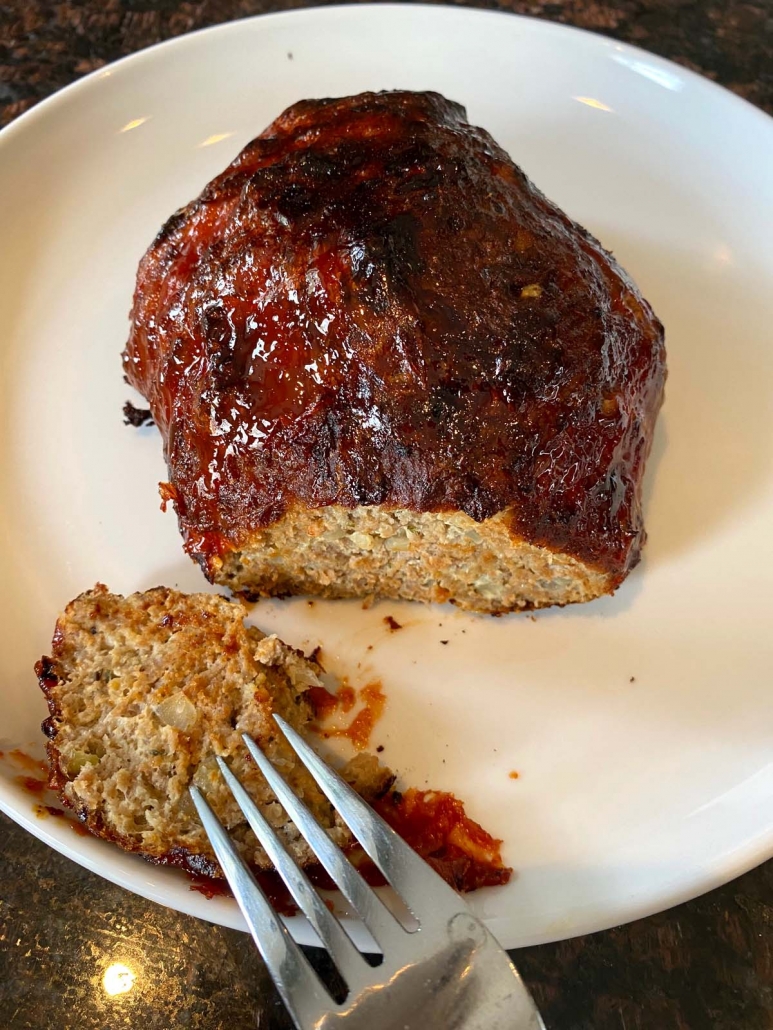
[124,91,665,581]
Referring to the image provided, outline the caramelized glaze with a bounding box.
[125,90,665,579]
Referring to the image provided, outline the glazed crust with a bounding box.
[124,90,665,586]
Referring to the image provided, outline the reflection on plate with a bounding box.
[0,5,772,949]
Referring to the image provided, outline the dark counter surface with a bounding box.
[2,2,772,1027]
[3,811,773,1029]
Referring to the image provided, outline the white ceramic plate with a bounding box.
[1,4,772,951]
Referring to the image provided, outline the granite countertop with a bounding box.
[1,2,772,1028]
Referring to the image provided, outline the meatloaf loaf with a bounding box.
[123,90,666,612]
[36,585,392,877]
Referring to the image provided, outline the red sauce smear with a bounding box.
[335,682,385,750]
[189,875,234,901]
[34,803,57,819]
[17,775,48,796]
[9,752,91,837]
[9,749,52,798]
[309,680,385,751]
[189,866,347,915]
[337,685,356,714]
[307,681,357,719]
[190,853,391,912]
[9,749,49,776]
[35,805,91,837]
[508,770,520,780]
[305,686,339,720]
[375,788,511,892]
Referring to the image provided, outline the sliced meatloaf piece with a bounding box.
[36,585,392,877]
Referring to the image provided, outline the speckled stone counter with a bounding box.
[2,2,772,1028]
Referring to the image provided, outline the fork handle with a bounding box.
[317,915,546,1030]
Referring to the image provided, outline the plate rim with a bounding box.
[1,2,771,154]
[1,2,772,949]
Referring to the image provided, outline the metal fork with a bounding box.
[189,715,545,1030]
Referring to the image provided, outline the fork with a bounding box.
[189,715,545,1030]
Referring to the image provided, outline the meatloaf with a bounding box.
[36,585,392,877]
[123,90,666,612]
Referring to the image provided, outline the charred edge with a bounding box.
[41,718,58,740]
[147,846,222,879]
[191,551,219,584]
[372,770,396,800]
[36,655,64,734]
[35,655,59,687]
[153,205,191,247]
[123,401,154,427]
[44,742,70,795]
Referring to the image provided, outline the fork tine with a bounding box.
[272,715,463,923]
[189,786,329,1030]
[215,756,371,993]
[242,733,407,953]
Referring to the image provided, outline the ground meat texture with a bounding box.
[37,585,392,876]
